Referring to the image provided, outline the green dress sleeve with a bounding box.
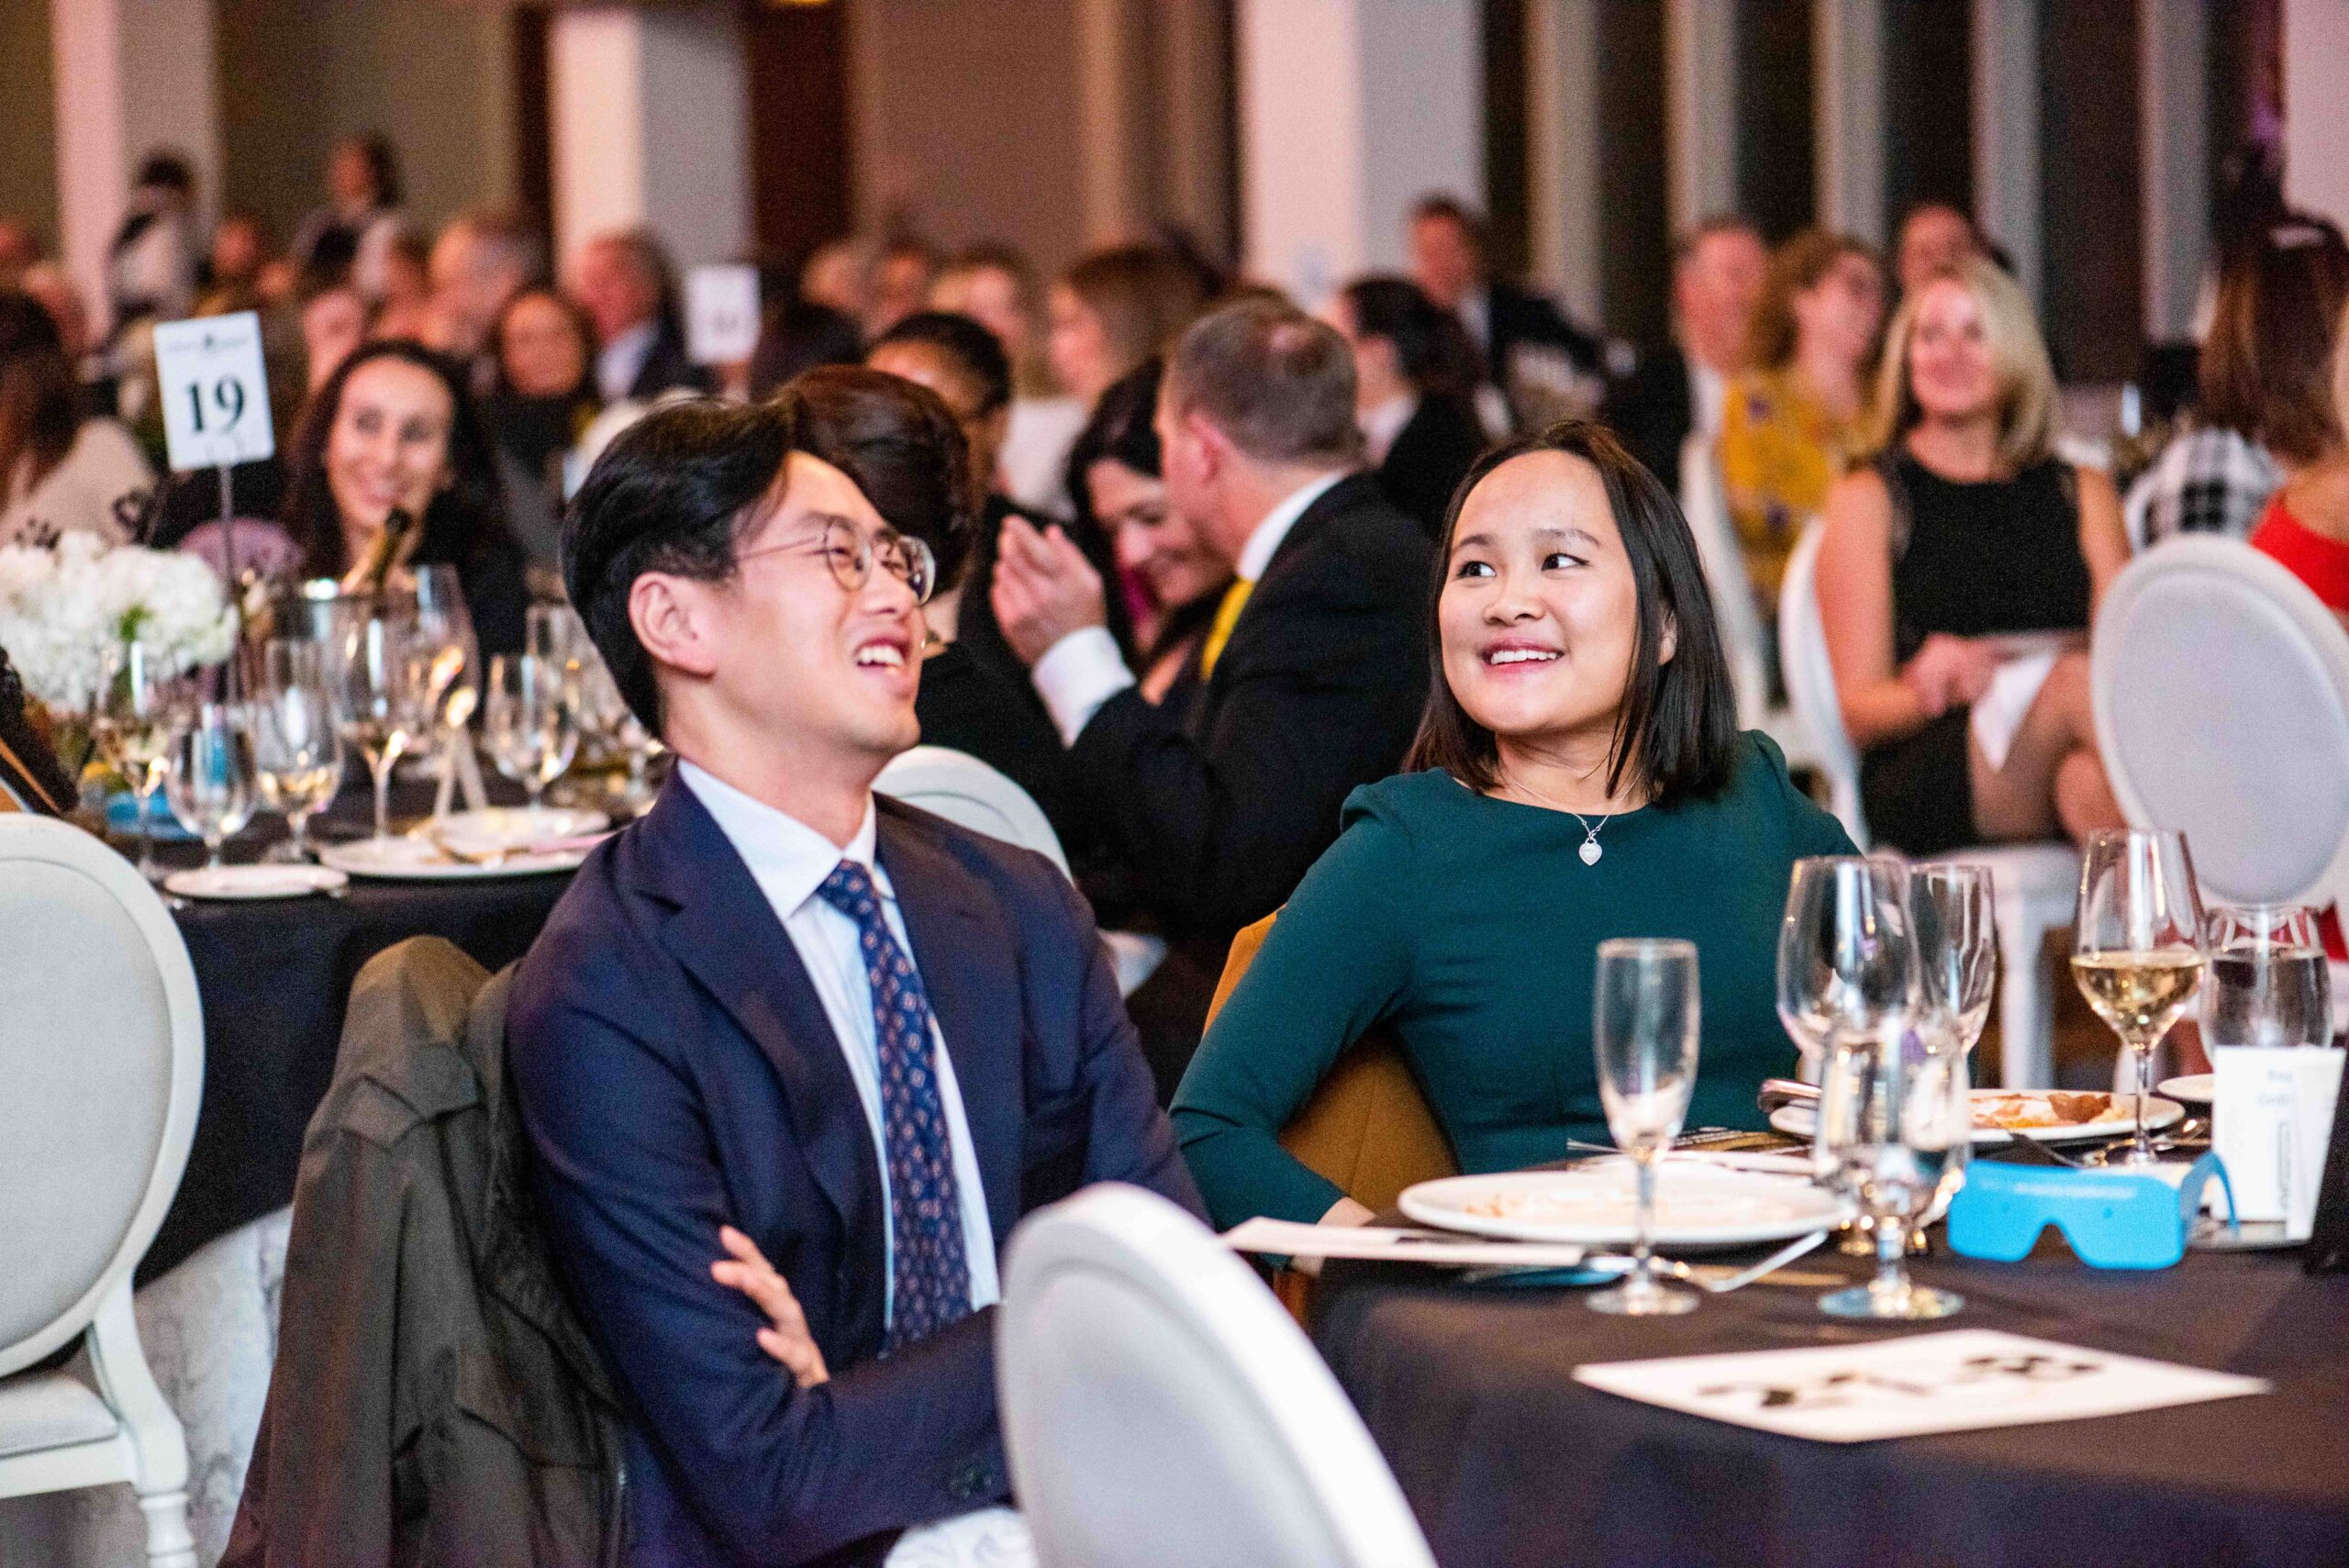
[1170,800,1419,1228]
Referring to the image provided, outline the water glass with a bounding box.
[251,639,346,861]
[484,652,580,813]
[1814,1030,1970,1319]
[1588,939,1701,1317]
[2072,829,2207,1166]
[1912,863,1998,1056]
[164,702,260,868]
[91,642,183,882]
[1777,857,1917,1065]
[2203,905,2332,1051]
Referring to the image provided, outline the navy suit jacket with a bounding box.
[507,780,1203,1567]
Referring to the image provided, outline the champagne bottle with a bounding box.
[340,506,420,596]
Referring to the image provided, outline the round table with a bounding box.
[1310,1234,2349,1568]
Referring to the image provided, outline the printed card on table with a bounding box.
[1574,1329,2267,1443]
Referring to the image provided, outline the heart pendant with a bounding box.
[1579,840,1602,865]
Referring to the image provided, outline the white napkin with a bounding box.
[1969,650,2059,773]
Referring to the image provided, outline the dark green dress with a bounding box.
[1170,734,1856,1227]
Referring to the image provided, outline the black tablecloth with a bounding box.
[1311,1237,2349,1568]
[141,783,574,1280]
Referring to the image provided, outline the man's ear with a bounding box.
[1187,408,1230,485]
[629,573,721,684]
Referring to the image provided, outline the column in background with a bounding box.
[2138,0,2209,343]
[2282,0,2349,234]
[1663,0,1735,238]
[1969,0,2041,306]
[1814,0,1886,248]
[1524,0,1601,326]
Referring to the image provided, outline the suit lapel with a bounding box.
[874,806,1026,1249]
[634,787,886,1263]
[1198,472,1373,708]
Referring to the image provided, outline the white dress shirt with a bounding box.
[1359,394,1418,468]
[1689,358,1728,444]
[678,762,1000,1320]
[596,319,661,405]
[1029,469,1349,745]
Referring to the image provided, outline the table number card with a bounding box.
[2211,1046,2344,1233]
[153,311,274,472]
[685,264,761,366]
[1575,1329,2267,1443]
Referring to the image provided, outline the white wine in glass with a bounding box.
[2071,829,2206,1166]
[91,641,180,883]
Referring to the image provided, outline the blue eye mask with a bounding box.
[1947,1153,2237,1270]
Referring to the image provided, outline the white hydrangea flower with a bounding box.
[0,539,236,709]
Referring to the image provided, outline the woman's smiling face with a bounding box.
[1438,450,1661,753]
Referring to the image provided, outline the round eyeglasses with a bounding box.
[740,517,937,606]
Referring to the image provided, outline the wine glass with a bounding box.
[1777,857,1917,1066]
[1912,864,1998,1057]
[483,652,579,816]
[1588,938,1701,1318]
[2073,828,2207,1167]
[90,641,182,883]
[1814,1029,1971,1319]
[163,702,260,869]
[251,639,346,862]
[2203,904,2332,1051]
[331,613,434,842]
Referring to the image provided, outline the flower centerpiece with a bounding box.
[0,533,239,784]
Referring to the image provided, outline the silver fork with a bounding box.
[1462,1229,1830,1291]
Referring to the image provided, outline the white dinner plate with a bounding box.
[163,863,349,900]
[2157,1073,2215,1106]
[430,806,608,861]
[1398,1163,1844,1251]
[1770,1090,2186,1148]
[319,835,591,881]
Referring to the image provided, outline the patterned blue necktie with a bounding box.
[816,860,972,1353]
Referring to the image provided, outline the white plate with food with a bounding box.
[429,806,609,861]
[1770,1088,2185,1147]
[2157,1073,2215,1106]
[162,863,349,900]
[319,834,593,881]
[1398,1163,1844,1251]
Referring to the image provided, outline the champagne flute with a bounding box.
[163,701,260,869]
[1815,1030,1970,1319]
[2202,905,2332,1051]
[2072,829,2207,1167]
[90,641,180,883]
[483,652,580,816]
[1912,864,1998,1058]
[1588,938,1701,1318]
[251,639,346,862]
[332,614,433,842]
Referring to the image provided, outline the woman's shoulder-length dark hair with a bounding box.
[1404,419,1740,806]
[280,338,507,578]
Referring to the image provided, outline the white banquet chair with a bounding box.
[876,744,1166,997]
[2091,536,2349,1033]
[1678,435,1812,769]
[0,817,202,1566]
[1779,521,2079,1087]
[998,1184,1436,1568]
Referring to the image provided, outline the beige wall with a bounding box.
[216,0,518,247]
[0,2,59,244]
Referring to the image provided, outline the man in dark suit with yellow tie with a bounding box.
[992,298,1431,1002]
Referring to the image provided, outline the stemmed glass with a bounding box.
[90,641,182,883]
[1588,938,1702,1317]
[250,639,347,862]
[483,652,579,817]
[2072,828,2207,1167]
[1814,1029,1971,1319]
[163,702,260,869]
[331,614,435,842]
[2203,904,2332,1051]
[1912,864,1998,1059]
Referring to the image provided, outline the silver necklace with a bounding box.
[1510,775,1624,865]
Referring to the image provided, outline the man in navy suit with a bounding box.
[507,397,1202,1567]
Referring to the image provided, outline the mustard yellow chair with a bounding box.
[1207,913,1457,1216]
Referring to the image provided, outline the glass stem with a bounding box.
[1874,1214,1911,1303]
[373,757,393,840]
[289,808,311,860]
[1633,1153,1658,1289]
[206,834,225,870]
[134,784,154,876]
[2132,1037,2158,1162]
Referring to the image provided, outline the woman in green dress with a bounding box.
[1171,420,1855,1229]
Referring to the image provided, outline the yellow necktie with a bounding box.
[1198,577,1254,678]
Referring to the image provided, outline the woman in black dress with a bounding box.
[1815,260,2130,854]
[1330,275,1487,537]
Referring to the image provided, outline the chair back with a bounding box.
[1210,914,1455,1213]
[1679,434,1769,728]
[1778,518,1867,844]
[2091,536,2349,907]
[0,817,203,1375]
[999,1184,1437,1568]
[876,744,1071,877]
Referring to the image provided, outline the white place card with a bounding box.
[153,311,274,472]
[2212,1046,2345,1233]
[1574,1329,2267,1443]
[1221,1218,1597,1269]
[685,264,761,365]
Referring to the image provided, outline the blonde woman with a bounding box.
[1716,229,1886,608]
[1815,259,2129,855]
